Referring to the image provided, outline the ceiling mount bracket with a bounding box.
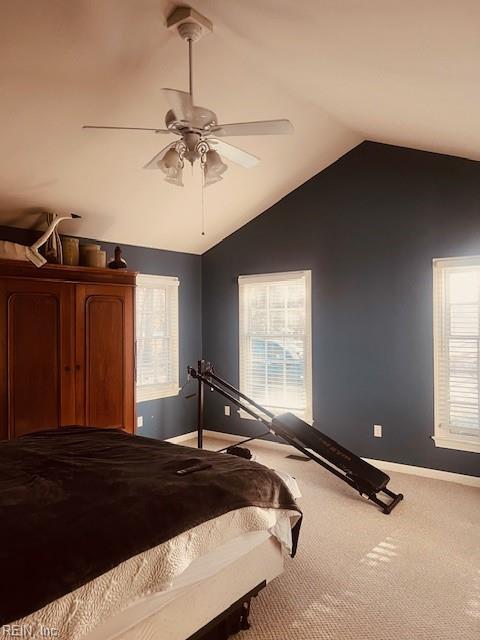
[167,6,212,42]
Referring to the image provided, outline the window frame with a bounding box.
[135,273,180,403]
[238,270,313,423]
[433,256,480,453]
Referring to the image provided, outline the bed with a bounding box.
[0,427,301,639]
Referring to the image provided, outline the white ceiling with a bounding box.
[0,1,478,254]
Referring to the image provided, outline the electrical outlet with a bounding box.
[137,416,143,428]
[224,406,230,416]
[373,424,382,438]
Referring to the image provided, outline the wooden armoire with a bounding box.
[0,259,137,439]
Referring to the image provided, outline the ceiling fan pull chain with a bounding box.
[194,139,209,235]
[195,139,210,236]
[201,175,206,237]
[201,155,207,236]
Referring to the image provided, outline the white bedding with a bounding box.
[13,505,299,640]
[86,527,283,640]
[104,535,286,640]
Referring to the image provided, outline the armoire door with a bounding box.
[0,279,76,439]
[75,284,135,432]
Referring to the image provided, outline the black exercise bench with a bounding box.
[271,412,403,513]
[188,360,403,514]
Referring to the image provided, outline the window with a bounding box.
[136,274,179,402]
[239,270,312,422]
[433,257,480,453]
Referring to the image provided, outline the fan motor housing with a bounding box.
[165,108,217,132]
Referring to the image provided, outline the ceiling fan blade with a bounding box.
[143,144,175,170]
[161,88,194,122]
[208,139,259,169]
[209,119,294,137]
[82,125,171,133]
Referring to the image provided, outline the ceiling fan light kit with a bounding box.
[204,149,228,186]
[158,145,185,186]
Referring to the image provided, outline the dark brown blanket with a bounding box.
[0,427,301,624]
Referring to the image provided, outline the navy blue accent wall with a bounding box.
[202,142,480,477]
[0,226,201,440]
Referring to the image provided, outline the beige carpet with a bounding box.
[189,437,480,640]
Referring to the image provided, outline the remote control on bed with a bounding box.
[176,462,212,476]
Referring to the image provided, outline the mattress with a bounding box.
[113,536,284,640]
[12,505,299,640]
[86,529,286,640]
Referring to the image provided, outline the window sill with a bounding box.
[239,408,270,421]
[432,434,480,454]
[137,386,180,403]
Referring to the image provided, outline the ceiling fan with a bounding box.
[83,6,294,187]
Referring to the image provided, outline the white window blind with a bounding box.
[433,257,480,453]
[136,274,179,402]
[239,270,312,422]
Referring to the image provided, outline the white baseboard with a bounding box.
[166,429,298,453]
[166,431,196,444]
[363,457,480,488]
[203,430,299,454]
[173,429,480,488]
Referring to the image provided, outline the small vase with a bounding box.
[61,237,79,266]
[86,250,106,268]
[79,243,100,266]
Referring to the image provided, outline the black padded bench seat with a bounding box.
[272,413,390,493]
[270,412,403,513]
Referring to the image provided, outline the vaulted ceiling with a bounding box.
[1,1,478,253]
